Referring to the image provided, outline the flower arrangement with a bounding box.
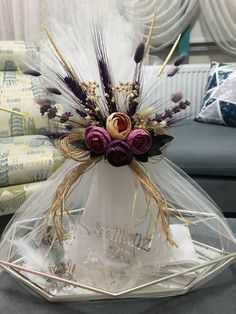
[23,10,190,245]
[1,5,235,302]
[34,37,189,168]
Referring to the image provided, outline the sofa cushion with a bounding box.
[166,120,236,177]
[196,62,236,127]
[0,181,42,216]
[0,71,50,137]
[0,41,38,71]
[0,135,64,187]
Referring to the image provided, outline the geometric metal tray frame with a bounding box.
[0,208,236,302]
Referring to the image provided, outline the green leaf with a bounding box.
[71,140,87,150]
[90,151,103,158]
[152,134,174,146]
[148,145,162,157]
[135,153,149,162]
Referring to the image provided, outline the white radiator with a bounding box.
[146,64,211,118]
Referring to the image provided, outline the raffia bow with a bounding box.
[45,133,176,247]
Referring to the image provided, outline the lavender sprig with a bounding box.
[155,100,190,122]
[60,112,72,123]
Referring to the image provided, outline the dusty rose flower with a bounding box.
[106,112,132,140]
[85,126,111,154]
[127,129,152,155]
[105,140,133,167]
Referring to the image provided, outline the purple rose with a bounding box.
[85,126,111,154]
[127,129,152,155]
[106,140,133,167]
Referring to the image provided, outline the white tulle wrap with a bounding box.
[0,158,235,293]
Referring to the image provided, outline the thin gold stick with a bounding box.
[157,33,181,77]
[0,106,28,117]
[44,27,78,82]
[143,7,157,59]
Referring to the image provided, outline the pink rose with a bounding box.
[127,129,152,155]
[85,126,111,154]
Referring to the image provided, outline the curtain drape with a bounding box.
[123,0,199,50]
[1,0,236,57]
[198,0,236,57]
[0,0,80,43]
[0,0,199,50]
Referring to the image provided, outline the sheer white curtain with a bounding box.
[0,0,80,43]
[2,0,236,58]
[124,0,199,50]
[0,0,199,49]
[199,0,236,57]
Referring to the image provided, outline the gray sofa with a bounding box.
[148,63,236,217]
[166,120,236,216]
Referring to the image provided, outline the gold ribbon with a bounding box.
[45,134,176,246]
[129,161,176,246]
[44,134,102,241]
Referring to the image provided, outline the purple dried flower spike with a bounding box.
[167,67,179,77]
[23,69,41,77]
[155,100,190,122]
[60,112,72,123]
[174,53,187,66]
[134,42,145,64]
[46,87,62,95]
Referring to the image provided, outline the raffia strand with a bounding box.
[129,160,176,246]
[45,157,101,242]
[44,133,101,242]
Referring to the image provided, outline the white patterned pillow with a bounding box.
[196,62,236,127]
[0,41,38,71]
